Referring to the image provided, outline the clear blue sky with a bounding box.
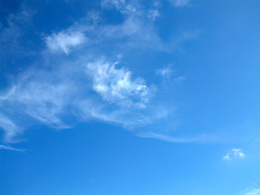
[1,0,260,194]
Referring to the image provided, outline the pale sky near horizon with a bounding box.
[1,0,260,194]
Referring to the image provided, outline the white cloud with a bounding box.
[147,9,160,21]
[0,57,156,142]
[101,0,126,10]
[233,148,245,157]
[100,15,162,49]
[0,145,25,152]
[87,59,154,108]
[169,0,189,7]
[42,0,198,56]
[45,31,87,54]
[153,1,162,8]
[147,1,161,21]
[239,187,260,195]
[87,10,101,25]
[137,132,205,143]
[174,76,186,83]
[0,114,21,143]
[156,65,175,78]
[223,153,231,161]
[0,5,35,57]
[0,70,73,142]
[223,148,245,160]
[17,83,70,128]
[0,0,200,143]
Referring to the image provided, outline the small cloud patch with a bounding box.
[223,148,245,161]
[156,65,175,78]
[169,0,189,7]
[45,31,87,54]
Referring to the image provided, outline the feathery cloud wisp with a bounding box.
[0,0,199,143]
[0,56,156,142]
[87,59,154,108]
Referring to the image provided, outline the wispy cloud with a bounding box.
[1,70,72,129]
[87,59,154,108]
[0,0,200,143]
[0,69,74,142]
[0,144,25,152]
[0,114,21,143]
[174,76,186,83]
[137,132,209,143]
[101,0,126,10]
[0,5,35,57]
[0,57,156,142]
[43,0,197,54]
[147,9,160,21]
[239,186,260,195]
[169,0,190,7]
[156,65,175,79]
[147,2,161,21]
[223,148,245,161]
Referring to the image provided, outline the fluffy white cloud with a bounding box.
[45,31,87,54]
[223,153,231,160]
[233,148,245,157]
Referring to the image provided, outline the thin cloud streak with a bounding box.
[0,144,25,152]
[137,132,208,143]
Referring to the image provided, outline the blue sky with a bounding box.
[0,0,260,194]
